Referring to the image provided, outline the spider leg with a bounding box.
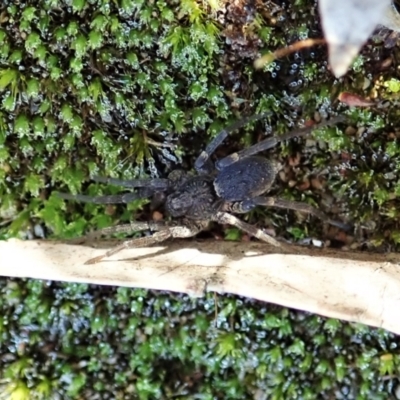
[243,196,351,231]
[216,115,346,169]
[85,229,173,264]
[150,191,167,211]
[194,113,270,174]
[85,219,208,264]
[214,211,281,247]
[86,221,168,238]
[90,220,206,239]
[57,188,153,204]
[92,176,170,190]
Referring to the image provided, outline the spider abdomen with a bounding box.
[165,176,219,219]
[214,156,279,202]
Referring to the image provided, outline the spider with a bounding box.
[58,114,349,264]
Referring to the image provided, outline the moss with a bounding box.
[1,0,400,398]
[1,278,398,398]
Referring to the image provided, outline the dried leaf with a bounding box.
[338,92,375,107]
[319,0,391,77]
[381,3,400,32]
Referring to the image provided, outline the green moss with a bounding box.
[1,0,400,398]
[383,78,400,93]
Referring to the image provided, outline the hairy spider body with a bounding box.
[165,174,219,219]
[214,156,279,203]
[58,114,349,264]
[166,156,279,219]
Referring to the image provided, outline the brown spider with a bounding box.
[58,114,348,264]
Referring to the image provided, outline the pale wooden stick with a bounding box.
[1,238,400,334]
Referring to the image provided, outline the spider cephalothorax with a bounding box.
[165,175,219,219]
[58,114,349,264]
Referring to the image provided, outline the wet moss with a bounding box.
[2,280,399,399]
[1,0,400,398]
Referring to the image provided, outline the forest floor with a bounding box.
[1,0,400,398]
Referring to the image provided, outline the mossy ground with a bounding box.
[1,0,400,398]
